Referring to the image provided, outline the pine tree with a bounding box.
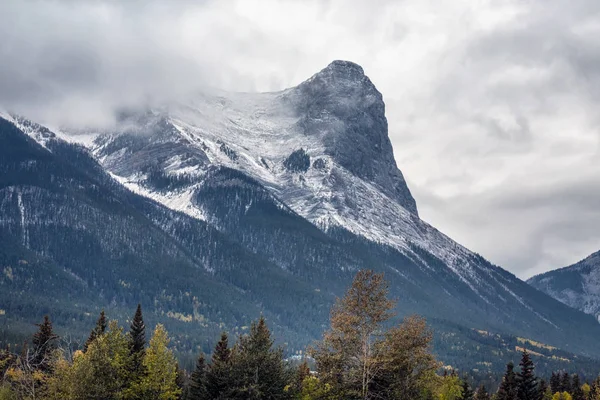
[292,359,311,395]
[229,316,292,399]
[84,310,107,352]
[297,359,311,383]
[497,362,518,400]
[206,332,233,399]
[188,353,208,400]
[560,372,571,394]
[475,384,490,400]
[550,372,561,395]
[517,349,538,400]
[459,378,475,400]
[538,379,548,400]
[176,363,187,399]
[129,304,146,376]
[571,374,584,400]
[32,315,59,372]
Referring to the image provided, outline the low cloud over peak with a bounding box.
[1,0,599,278]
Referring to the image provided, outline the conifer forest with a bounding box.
[1,271,599,400]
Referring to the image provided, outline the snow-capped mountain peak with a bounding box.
[11,60,567,314]
[4,61,600,360]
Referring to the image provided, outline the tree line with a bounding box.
[2,270,600,399]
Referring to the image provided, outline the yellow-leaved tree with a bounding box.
[437,373,462,400]
[135,324,180,400]
[552,392,573,400]
[46,320,130,399]
[311,270,440,400]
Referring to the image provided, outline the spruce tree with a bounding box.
[560,372,571,394]
[206,332,233,399]
[188,353,208,400]
[459,378,475,400]
[129,304,146,375]
[475,384,490,400]
[293,360,311,395]
[497,362,518,400]
[84,310,107,351]
[571,374,584,400]
[229,316,291,399]
[517,349,538,400]
[550,372,560,394]
[537,379,548,400]
[176,363,187,399]
[32,315,58,372]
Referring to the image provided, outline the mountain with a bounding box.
[2,60,600,370]
[528,251,600,322]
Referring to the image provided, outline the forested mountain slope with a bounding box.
[2,61,600,369]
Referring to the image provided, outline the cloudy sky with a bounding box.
[1,0,599,278]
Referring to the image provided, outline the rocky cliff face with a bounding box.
[285,60,418,215]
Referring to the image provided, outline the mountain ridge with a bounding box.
[2,61,600,368]
[528,250,600,322]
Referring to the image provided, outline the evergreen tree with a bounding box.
[129,304,146,375]
[188,353,208,400]
[560,372,571,394]
[517,349,538,400]
[291,359,311,395]
[206,332,233,399]
[538,380,548,400]
[475,385,490,400]
[229,316,292,399]
[550,372,561,395]
[84,310,107,352]
[497,362,518,400]
[459,378,475,400]
[571,374,584,400]
[32,315,58,372]
[176,363,188,399]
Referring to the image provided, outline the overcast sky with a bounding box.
[1,0,599,279]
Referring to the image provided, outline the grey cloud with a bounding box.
[0,1,219,126]
[413,170,600,278]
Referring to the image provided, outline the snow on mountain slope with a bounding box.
[528,251,600,322]
[19,61,561,311]
[0,112,57,149]
[47,62,487,291]
[8,61,600,359]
